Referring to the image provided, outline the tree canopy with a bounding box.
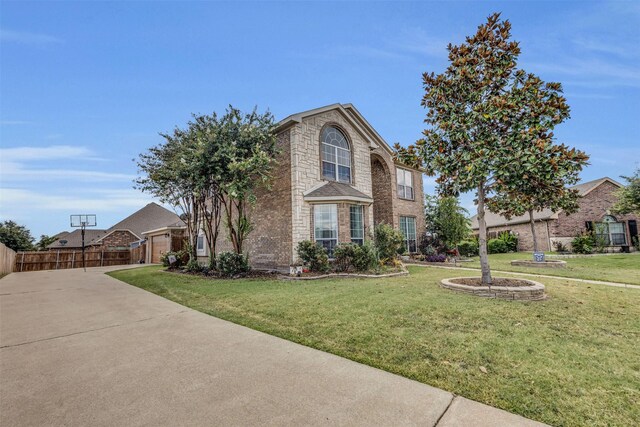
[612,168,640,216]
[0,220,35,252]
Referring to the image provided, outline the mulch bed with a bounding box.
[165,268,280,280]
[451,277,534,287]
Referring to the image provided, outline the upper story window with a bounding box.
[397,168,414,200]
[321,126,351,183]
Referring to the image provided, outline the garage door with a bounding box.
[151,236,168,264]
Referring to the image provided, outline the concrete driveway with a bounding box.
[0,266,545,426]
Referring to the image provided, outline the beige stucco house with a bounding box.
[200,103,426,270]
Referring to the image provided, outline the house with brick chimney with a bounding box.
[470,177,639,252]
[200,103,426,271]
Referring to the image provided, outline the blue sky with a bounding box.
[1,1,638,238]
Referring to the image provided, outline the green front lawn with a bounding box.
[109,266,640,427]
[463,252,640,285]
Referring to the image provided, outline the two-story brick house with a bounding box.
[199,103,425,270]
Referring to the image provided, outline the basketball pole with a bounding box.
[81,224,86,272]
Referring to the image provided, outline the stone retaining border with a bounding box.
[280,268,409,281]
[510,260,567,268]
[440,277,546,301]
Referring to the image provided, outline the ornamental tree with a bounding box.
[424,195,470,250]
[612,168,640,215]
[485,72,589,253]
[415,13,565,284]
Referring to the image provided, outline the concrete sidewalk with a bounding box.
[0,267,546,426]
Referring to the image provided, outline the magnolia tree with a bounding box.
[404,13,587,284]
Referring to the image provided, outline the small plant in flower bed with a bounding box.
[487,238,509,254]
[457,240,479,257]
[333,242,379,273]
[424,254,447,263]
[160,249,189,268]
[216,251,250,277]
[373,223,404,262]
[296,240,330,273]
[571,232,594,254]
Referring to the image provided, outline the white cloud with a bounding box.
[0,162,135,182]
[0,29,62,45]
[0,145,94,162]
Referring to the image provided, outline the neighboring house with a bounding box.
[470,177,639,252]
[200,103,426,271]
[48,203,185,262]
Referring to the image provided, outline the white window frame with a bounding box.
[397,168,414,200]
[595,216,627,246]
[321,127,351,184]
[350,205,364,245]
[314,204,339,256]
[400,216,417,253]
[196,232,206,255]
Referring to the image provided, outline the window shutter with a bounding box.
[585,221,594,232]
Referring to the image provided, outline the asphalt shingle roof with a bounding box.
[304,181,372,201]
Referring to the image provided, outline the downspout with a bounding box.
[546,220,552,252]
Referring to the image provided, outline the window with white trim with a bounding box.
[196,233,205,254]
[595,215,627,246]
[397,168,414,200]
[314,204,338,256]
[321,126,351,183]
[350,205,364,245]
[400,216,417,253]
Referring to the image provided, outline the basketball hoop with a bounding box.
[70,214,97,271]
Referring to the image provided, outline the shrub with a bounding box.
[498,231,518,252]
[457,240,479,257]
[161,249,189,268]
[418,234,446,256]
[553,240,568,253]
[185,258,203,273]
[487,238,508,254]
[571,233,594,254]
[216,251,250,276]
[296,240,329,273]
[633,236,640,251]
[333,242,379,272]
[425,254,447,262]
[374,223,404,261]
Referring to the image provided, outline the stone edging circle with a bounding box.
[510,259,567,268]
[440,277,546,301]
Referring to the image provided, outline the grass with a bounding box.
[463,252,640,285]
[109,266,640,427]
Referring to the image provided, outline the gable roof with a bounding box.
[470,177,624,229]
[276,103,395,155]
[304,181,373,203]
[47,229,108,249]
[96,203,183,241]
[47,203,184,249]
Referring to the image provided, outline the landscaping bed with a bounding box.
[440,277,546,301]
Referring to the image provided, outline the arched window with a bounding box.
[321,126,351,183]
[595,215,627,246]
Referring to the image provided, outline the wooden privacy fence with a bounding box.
[14,249,131,272]
[0,242,17,274]
[130,243,147,264]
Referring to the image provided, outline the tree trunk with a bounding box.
[477,184,492,285]
[529,209,539,253]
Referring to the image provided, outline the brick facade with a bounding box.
[199,105,427,270]
[100,230,138,249]
[482,180,638,252]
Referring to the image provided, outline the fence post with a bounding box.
[55,250,60,270]
[71,251,75,269]
[20,252,25,272]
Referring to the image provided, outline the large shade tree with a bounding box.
[412,13,581,284]
[0,220,34,252]
[612,168,640,216]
